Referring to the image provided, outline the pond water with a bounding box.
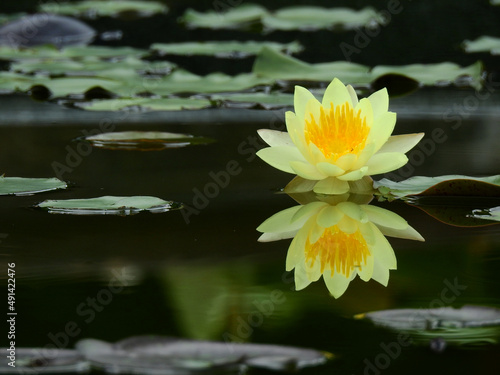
[1,1,500,374]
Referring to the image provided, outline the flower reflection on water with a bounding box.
[257,192,424,298]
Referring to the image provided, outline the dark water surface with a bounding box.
[0,88,499,374]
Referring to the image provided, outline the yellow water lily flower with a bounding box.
[257,200,424,298]
[257,78,424,194]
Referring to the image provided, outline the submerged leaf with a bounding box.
[0,176,67,196]
[36,196,182,215]
[152,40,302,58]
[83,131,214,150]
[76,336,330,373]
[374,175,500,199]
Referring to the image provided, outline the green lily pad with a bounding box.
[151,40,302,58]
[463,35,500,55]
[357,305,500,348]
[0,176,67,196]
[180,3,267,29]
[253,47,372,84]
[262,6,380,31]
[36,196,182,215]
[374,175,500,200]
[212,92,294,109]
[39,0,168,18]
[371,61,483,90]
[83,131,215,150]
[78,97,212,112]
[150,70,274,96]
[253,48,483,88]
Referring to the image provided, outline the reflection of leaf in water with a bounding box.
[0,176,67,196]
[78,98,212,112]
[357,305,500,348]
[6,348,89,373]
[212,92,294,109]
[39,0,168,18]
[152,40,302,58]
[374,175,500,200]
[36,196,182,215]
[468,206,500,222]
[463,35,500,55]
[83,131,215,150]
[76,336,331,373]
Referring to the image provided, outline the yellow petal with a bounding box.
[338,202,368,223]
[357,253,374,282]
[257,129,293,147]
[334,153,357,171]
[284,176,317,194]
[316,162,345,177]
[354,97,373,129]
[257,146,306,174]
[376,223,425,242]
[322,77,353,108]
[337,216,358,234]
[324,271,351,298]
[316,205,344,228]
[313,177,350,195]
[257,205,302,233]
[368,223,397,269]
[294,85,317,121]
[368,112,397,153]
[346,84,359,107]
[258,230,297,242]
[360,205,408,230]
[292,201,328,223]
[371,259,390,286]
[367,87,388,120]
[376,133,425,154]
[365,152,408,175]
[337,166,368,181]
[290,160,327,180]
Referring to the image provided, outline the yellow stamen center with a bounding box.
[304,101,369,161]
[305,225,370,277]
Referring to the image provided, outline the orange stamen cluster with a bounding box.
[305,225,370,277]
[304,101,369,161]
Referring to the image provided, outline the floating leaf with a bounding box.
[83,131,215,150]
[39,0,168,18]
[261,6,380,31]
[78,97,212,112]
[374,175,500,200]
[0,348,89,374]
[151,40,302,58]
[463,35,500,55]
[357,305,500,348]
[36,196,182,215]
[76,336,331,373]
[253,47,372,84]
[212,92,294,109]
[180,4,267,29]
[0,176,67,196]
[371,61,483,90]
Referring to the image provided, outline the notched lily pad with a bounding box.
[83,131,215,150]
[76,336,331,373]
[357,305,500,349]
[36,196,182,215]
[374,175,500,200]
[0,176,67,196]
